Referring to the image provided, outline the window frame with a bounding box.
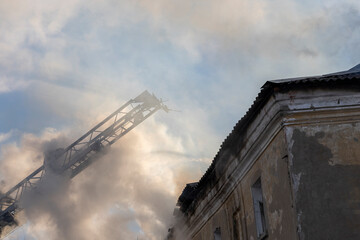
[251,178,268,239]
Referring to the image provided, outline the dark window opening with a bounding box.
[233,209,243,240]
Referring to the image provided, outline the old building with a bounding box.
[171,65,360,240]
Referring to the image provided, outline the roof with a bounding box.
[179,63,360,214]
[269,63,360,83]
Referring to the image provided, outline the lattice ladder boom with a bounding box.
[0,90,167,234]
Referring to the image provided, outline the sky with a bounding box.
[0,0,359,239]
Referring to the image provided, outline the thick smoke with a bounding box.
[0,120,208,240]
[0,128,69,191]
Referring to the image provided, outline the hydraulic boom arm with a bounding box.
[0,90,168,235]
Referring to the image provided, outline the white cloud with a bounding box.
[0,76,28,93]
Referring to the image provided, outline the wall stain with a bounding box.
[291,128,360,240]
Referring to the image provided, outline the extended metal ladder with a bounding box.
[0,90,168,236]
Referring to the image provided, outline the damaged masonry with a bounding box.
[169,64,360,240]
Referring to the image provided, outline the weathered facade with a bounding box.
[171,65,360,240]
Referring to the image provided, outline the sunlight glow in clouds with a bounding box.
[0,0,360,239]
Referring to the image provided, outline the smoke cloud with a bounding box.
[0,119,208,239]
[0,128,69,191]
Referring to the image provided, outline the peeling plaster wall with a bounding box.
[191,130,298,240]
[192,184,246,240]
[192,204,232,240]
[240,130,297,240]
[286,123,360,240]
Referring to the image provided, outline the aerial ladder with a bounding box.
[0,90,168,237]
